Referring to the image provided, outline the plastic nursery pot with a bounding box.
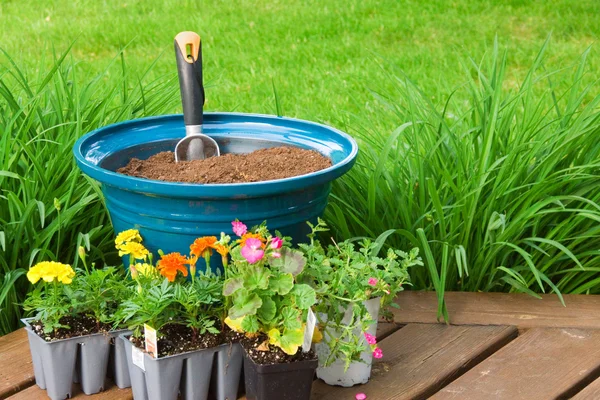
[243,350,318,400]
[73,113,358,266]
[22,318,129,400]
[120,334,243,400]
[108,330,133,389]
[314,297,381,387]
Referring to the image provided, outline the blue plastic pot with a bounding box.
[73,113,357,263]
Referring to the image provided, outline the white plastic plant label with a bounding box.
[302,308,317,352]
[144,324,158,358]
[132,346,145,371]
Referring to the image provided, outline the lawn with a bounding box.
[1,0,598,127]
[2,0,600,333]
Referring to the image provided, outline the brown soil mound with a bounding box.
[117,146,332,184]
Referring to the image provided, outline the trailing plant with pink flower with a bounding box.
[222,221,317,355]
[298,219,422,370]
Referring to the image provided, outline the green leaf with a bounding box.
[243,266,270,291]
[281,306,302,331]
[292,284,316,309]
[223,277,244,296]
[279,329,304,355]
[0,171,22,180]
[241,314,259,333]
[29,248,41,267]
[270,273,294,295]
[35,200,45,228]
[270,248,307,276]
[257,297,277,322]
[229,290,262,319]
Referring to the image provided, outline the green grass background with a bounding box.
[2,0,598,126]
[2,0,600,332]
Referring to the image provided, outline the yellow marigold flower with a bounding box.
[133,263,156,277]
[118,241,149,260]
[115,229,142,248]
[190,236,217,257]
[27,261,75,285]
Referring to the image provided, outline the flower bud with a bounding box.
[130,264,139,279]
[78,246,86,261]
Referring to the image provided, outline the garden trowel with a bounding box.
[174,31,220,162]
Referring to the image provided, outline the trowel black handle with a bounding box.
[174,32,204,127]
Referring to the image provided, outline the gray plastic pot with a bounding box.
[22,318,130,400]
[314,297,381,387]
[108,330,133,388]
[120,333,243,400]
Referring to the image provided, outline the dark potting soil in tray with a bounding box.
[32,315,112,342]
[117,146,332,184]
[241,333,317,365]
[130,323,222,358]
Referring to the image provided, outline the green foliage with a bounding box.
[326,40,600,305]
[173,271,224,339]
[1,0,598,122]
[23,281,73,334]
[70,266,128,328]
[299,219,419,368]
[0,46,179,334]
[115,278,177,338]
[223,224,317,355]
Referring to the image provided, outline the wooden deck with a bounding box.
[2,291,600,400]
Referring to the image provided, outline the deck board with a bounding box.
[394,291,600,329]
[311,323,517,400]
[5,292,600,399]
[6,384,132,400]
[431,328,600,400]
[572,377,600,399]
[0,329,35,398]
[375,321,402,341]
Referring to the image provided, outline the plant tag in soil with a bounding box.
[132,346,145,371]
[302,308,317,352]
[144,324,158,358]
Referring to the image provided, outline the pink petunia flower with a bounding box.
[232,221,247,237]
[241,238,264,264]
[271,251,281,258]
[364,332,377,345]
[270,237,283,249]
[373,348,383,359]
[368,277,378,286]
[355,394,367,400]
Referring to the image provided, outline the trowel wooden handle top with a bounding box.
[175,31,204,127]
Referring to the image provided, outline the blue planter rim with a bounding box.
[73,112,358,199]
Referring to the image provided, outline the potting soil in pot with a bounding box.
[117,146,332,184]
[241,333,317,364]
[129,323,242,357]
[30,315,111,341]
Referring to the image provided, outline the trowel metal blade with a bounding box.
[174,135,220,162]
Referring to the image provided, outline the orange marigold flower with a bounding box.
[157,252,189,282]
[190,236,217,257]
[212,243,229,257]
[240,233,266,248]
